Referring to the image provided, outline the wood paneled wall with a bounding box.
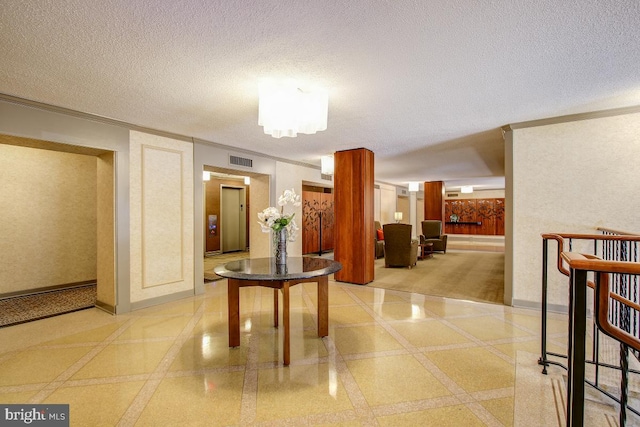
[423,181,445,222]
[444,198,505,235]
[302,189,334,254]
[334,148,375,285]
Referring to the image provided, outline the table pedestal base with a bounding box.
[228,276,328,366]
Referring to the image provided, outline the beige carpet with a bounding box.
[371,250,505,304]
[204,249,504,305]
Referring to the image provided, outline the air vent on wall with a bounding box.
[321,173,333,181]
[229,155,253,168]
[447,193,459,197]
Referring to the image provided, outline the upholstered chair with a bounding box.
[382,223,418,268]
[374,221,385,259]
[420,220,448,253]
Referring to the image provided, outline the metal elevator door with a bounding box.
[221,187,244,252]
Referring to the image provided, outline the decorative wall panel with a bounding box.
[142,146,184,287]
[444,198,505,235]
[130,131,193,303]
[302,190,334,254]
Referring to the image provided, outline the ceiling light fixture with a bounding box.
[258,80,328,138]
[460,185,473,193]
[321,155,334,175]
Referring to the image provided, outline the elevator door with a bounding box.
[221,187,244,252]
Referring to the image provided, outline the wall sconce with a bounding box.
[244,176,250,185]
[321,155,334,175]
[258,80,328,138]
[408,182,419,192]
[203,171,210,181]
[394,212,403,223]
[460,185,473,194]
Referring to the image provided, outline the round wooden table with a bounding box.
[214,257,342,365]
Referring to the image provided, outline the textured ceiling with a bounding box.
[2,1,640,190]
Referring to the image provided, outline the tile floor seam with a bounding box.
[322,335,378,425]
[58,373,152,387]
[116,377,162,427]
[370,395,463,417]
[412,352,467,395]
[26,318,139,404]
[115,304,205,427]
[470,386,515,401]
[238,284,265,425]
[464,401,504,427]
[496,315,542,336]
[438,318,496,346]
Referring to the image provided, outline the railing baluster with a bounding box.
[540,237,549,373]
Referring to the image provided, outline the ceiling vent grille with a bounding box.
[229,155,253,168]
[321,173,333,181]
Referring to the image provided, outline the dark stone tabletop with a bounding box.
[213,257,342,281]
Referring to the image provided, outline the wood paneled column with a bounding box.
[423,181,445,222]
[334,148,375,285]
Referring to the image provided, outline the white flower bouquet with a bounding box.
[257,188,301,242]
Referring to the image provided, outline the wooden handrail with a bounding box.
[561,252,640,275]
[562,251,640,354]
[542,232,640,242]
[542,233,570,276]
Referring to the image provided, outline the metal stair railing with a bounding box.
[540,231,640,426]
[562,252,640,426]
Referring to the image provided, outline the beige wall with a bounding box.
[377,183,397,224]
[129,131,194,305]
[97,152,115,308]
[397,196,410,223]
[508,111,640,309]
[0,143,97,294]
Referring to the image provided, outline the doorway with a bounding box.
[221,186,247,253]
[0,134,116,318]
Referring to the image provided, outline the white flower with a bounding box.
[278,188,301,207]
[258,189,301,241]
[257,206,281,233]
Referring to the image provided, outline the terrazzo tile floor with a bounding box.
[0,278,636,426]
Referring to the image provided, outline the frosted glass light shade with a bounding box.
[258,81,328,138]
[394,212,403,221]
[408,182,419,192]
[321,155,334,175]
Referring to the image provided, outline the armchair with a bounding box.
[420,220,448,253]
[374,221,385,259]
[383,223,418,268]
